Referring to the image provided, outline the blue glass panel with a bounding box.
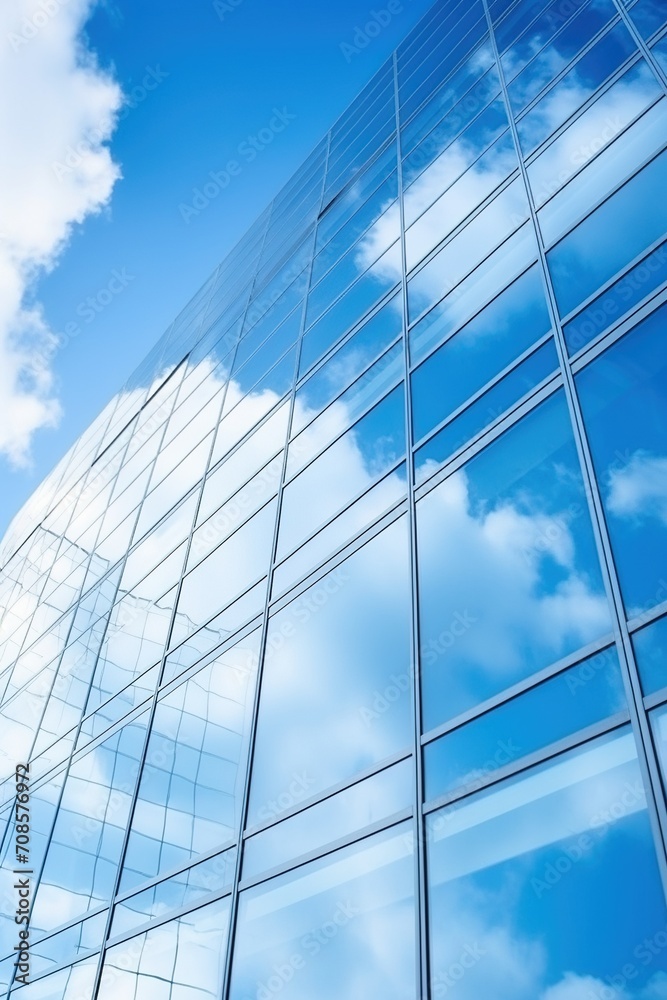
[548,147,667,317]
[563,238,667,354]
[414,339,560,483]
[427,729,667,1000]
[576,303,667,616]
[417,390,610,729]
[411,264,552,443]
[424,644,626,802]
[633,613,667,697]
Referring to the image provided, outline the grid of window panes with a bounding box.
[1,0,667,996]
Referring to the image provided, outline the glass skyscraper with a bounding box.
[2,0,667,995]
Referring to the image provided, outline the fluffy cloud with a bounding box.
[0,0,122,466]
[607,452,667,526]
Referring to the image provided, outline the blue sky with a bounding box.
[0,0,436,539]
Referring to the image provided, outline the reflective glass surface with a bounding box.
[577,304,667,616]
[417,391,611,729]
[2,1,667,994]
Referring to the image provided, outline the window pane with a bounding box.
[633,613,667,697]
[424,644,626,801]
[243,758,413,879]
[98,897,230,1000]
[417,390,610,730]
[229,823,415,1000]
[119,630,260,890]
[576,304,667,616]
[247,518,412,825]
[411,264,552,443]
[426,729,667,1000]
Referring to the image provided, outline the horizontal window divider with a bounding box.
[160,615,263,694]
[105,883,235,953]
[645,688,667,713]
[10,945,102,987]
[405,172,525,296]
[324,127,398,206]
[411,331,555,445]
[570,283,667,374]
[399,12,488,105]
[243,749,413,840]
[402,74,504,187]
[535,91,665,217]
[291,335,403,440]
[522,49,645,164]
[421,630,618,748]
[310,198,400,298]
[397,0,471,70]
[628,597,667,637]
[543,137,667,255]
[560,232,667,329]
[317,135,397,220]
[275,454,406,563]
[404,124,513,234]
[398,35,496,135]
[186,492,279,574]
[513,15,625,124]
[17,902,109,956]
[238,807,413,894]
[113,838,237,906]
[414,377,561,502]
[297,283,400,383]
[423,712,631,814]
[270,492,409,610]
[508,5,621,102]
[284,378,404,486]
[315,177,398,263]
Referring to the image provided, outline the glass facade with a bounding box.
[1,0,667,996]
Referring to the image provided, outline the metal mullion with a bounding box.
[113,838,236,906]
[238,808,413,895]
[421,631,618,746]
[217,130,332,1000]
[611,0,667,89]
[86,203,272,1000]
[561,232,667,330]
[484,0,667,900]
[423,712,632,815]
[283,375,404,487]
[393,49,429,1000]
[645,689,667,713]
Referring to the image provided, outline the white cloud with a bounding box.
[607,452,667,525]
[0,0,122,466]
